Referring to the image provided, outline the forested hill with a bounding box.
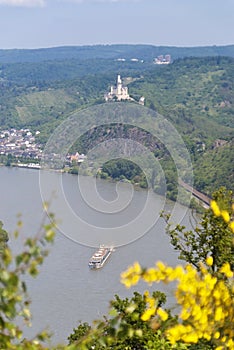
[0,44,234,63]
[128,56,234,195]
[0,50,233,197]
[131,56,234,138]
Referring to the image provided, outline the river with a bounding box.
[0,166,194,345]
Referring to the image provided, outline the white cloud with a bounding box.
[0,0,45,7]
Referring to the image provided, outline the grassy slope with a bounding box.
[15,89,78,124]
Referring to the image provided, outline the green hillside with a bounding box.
[130,56,234,139]
[194,140,234,195]
[0,51,233,197]
[127,56,234,194]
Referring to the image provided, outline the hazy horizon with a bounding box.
[1,42,234,51]
[0,0,233,50]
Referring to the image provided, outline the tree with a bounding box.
[68,292,187,350]
[0,221,8,254]
[162,187,234,272]
[67,322,91,346]
[0,209,57,350]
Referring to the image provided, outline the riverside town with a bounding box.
[0,128,86,168]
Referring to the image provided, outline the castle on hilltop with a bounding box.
[104,75,132,102]
[104,75,145,105]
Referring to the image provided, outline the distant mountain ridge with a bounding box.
[0,44,234,63]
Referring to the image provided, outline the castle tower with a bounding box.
[116,74,122,96]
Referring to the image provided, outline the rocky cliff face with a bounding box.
[76,123,165,156]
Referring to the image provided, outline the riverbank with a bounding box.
[1,161,206,213]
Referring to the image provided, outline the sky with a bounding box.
[0,0,233,49]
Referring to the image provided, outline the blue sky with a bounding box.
[0,0,233,49]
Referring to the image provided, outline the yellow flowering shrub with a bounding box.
[121,260,234,349]
[210,200,234,233]
[121,199,234,350]
[141,290,169,322]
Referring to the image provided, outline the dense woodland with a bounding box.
[0,44,233,198]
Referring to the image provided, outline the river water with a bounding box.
[0,166,193,345]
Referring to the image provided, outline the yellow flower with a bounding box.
[181,333,198,343]
[210,200,221,216]
[157,308,168,321]
[132,261,142,273]
[180,308,190,321]
[120,262,142,288]
[206,256,213,266]
[227,339,234,348]
[214,331,220,339]
[229,221,234,233]
[121,259,234,348]
[215,306,224,321]
[141,308,156,321]
[143,268,158,284]
[219,263,233,278]
[221,210,230,223]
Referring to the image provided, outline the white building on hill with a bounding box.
[154,54,171,64]
[104,75,145,105]
[104,75,132,101]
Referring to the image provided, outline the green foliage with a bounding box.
[68,167,79,175]
[194,140,234,195]
[67,322,91,346]
[102,158,147,187]
[162,187,234,271]
[67,292,187,350]
[130,56,234,195]
[0,211,56,349]
[0,221,8,254]
[132,56,234,135]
